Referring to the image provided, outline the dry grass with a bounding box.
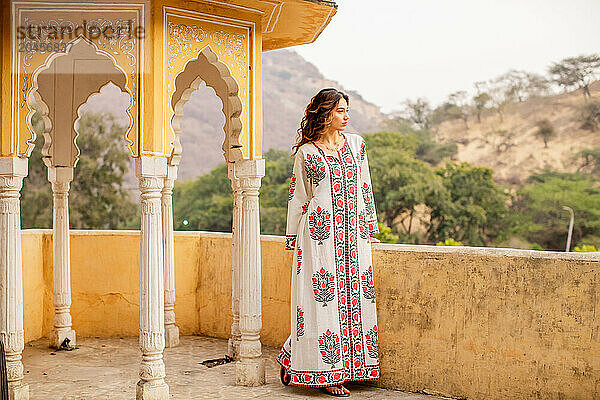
[432,81,600,185]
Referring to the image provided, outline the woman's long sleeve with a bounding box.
[359,139,380,236]
[285,150,312,250]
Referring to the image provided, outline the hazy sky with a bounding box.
[293,0,600,112]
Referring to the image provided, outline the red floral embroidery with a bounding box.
[308,206,331,244]
[296,306,305,340]
[318,330,341,368]
[297,247,303,274]
[285,235,296,250]
[289,174,297,201]
[312,268,335,306]
[305,154,327,186]
[361,265,376,303]
[365,325,379,359]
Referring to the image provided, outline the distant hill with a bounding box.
[432,81,600,185]
[86,53,599,189]
[176,49,384,180]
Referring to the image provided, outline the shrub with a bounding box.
[574,245,598,252]
[535,119,556,148]
[373,222,400,244]
[578,100,600,132]
[436,238,463,246]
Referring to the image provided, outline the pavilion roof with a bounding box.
[220,0,338,50]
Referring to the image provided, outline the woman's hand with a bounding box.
[370,237,380,243]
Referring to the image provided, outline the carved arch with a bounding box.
[28,36,133,167]
[170,46,243,165]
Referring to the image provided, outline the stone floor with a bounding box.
[21,336,450,399]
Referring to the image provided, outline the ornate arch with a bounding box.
[170,46,243,166]
[28,37,132,168]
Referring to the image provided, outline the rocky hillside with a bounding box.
[433,81,600,185]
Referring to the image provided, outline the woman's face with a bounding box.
[328,98,349,132]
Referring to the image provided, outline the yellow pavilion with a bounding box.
[0,1,337,398]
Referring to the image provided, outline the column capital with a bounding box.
[135,156,167,179]
[234,159,265,179]
[47,166,73,184]
[0,157,28,177]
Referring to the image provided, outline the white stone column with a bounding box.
[0,157,29,400]
[135,156,169,400]
[162,165,179,348]
[48,167,76,349]
[234,159,266,386]
[227,164,242,359]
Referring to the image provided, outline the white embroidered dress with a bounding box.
[277,133,380,387]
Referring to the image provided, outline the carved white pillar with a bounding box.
[228,164,242,359]
[162,165,179,348]
[48,167,76,349]
[0,157,29,400]
[135,156,169,400]
[235,159,266,386]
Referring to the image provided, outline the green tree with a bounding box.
[259,149,294,235]
[173,163,232,232]
[21,111,138,229]
[535,119,556,148]
[511,172,600,250]
[370,124,457,167]
[415,137,458,166]
[426,162,509,246]
[549,54,600,99]
[172,149,293,235]
[69,113,138,229]
[365,132,446,237]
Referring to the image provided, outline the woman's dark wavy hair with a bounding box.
[292,88,349,154]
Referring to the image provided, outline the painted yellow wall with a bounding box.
[21,230,46,343]
[373,245,599,400]
[20,230,599,400]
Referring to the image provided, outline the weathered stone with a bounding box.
[8,381,29,400]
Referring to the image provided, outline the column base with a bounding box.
[164,325,179,348]
[49,328,76,349]
[227,338,241,360]
[235,359,265,386]
[136,380,169,400]
[8,382,29,400]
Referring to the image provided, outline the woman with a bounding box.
[277,88,380,397]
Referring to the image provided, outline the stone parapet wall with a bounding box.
[373,244,598,399]
[20,230,599,399]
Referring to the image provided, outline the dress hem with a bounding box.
[276,358,380,388]
[277,347,380,388]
